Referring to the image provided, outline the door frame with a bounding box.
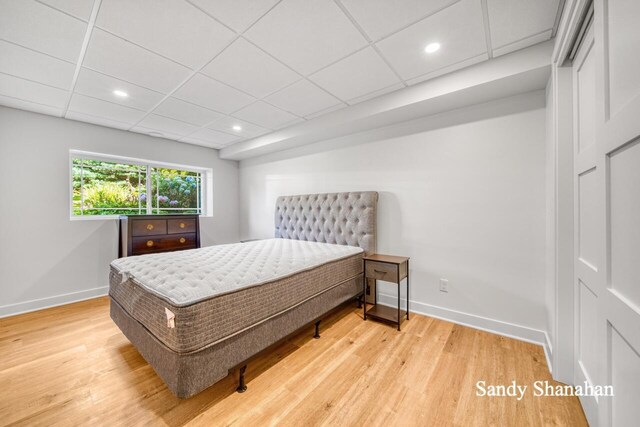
[548,0,594,386]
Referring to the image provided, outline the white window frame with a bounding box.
[69,150,213,220]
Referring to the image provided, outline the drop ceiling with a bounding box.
[0,0,563,149]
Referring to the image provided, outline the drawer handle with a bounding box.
[179,222,185,229]
[146,240,154,247]
[179,237,186,244]
[146,224,154,231]
[374,269,386,274]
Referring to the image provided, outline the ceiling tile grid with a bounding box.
[264,79,344,118]
[68,93,147,124]
[207,116,270,139]
[153,97,225,127]
[232,100,299,129]
[0,40,75,90]
[95,0,236,70]
[73,68,166,111]
[0,0,563,149]
[309,47,402,103]
[201,38,300,98]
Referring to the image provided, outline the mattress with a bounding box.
[109,238,363,353]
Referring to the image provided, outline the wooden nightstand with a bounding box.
[363,254,410,331]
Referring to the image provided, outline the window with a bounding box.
[70,151,212,219]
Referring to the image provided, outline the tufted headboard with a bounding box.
[274,191,378,255]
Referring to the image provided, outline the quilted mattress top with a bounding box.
[110,238,363,306]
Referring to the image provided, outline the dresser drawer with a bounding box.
[365,261,399,282]
[132,233,197,254]
[131,219,167,236]
[167,218,196,234]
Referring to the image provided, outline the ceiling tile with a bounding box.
[264,79,342,117]
[375,0,487,81]
[173,73,254,114]
[83,29,191,94]
[201,38,299,98]
[207,116,270,139]
[310,47,401,102]
[492,30,553,57]
[244,0,368,75]
[39,0,94,21]
[130,126,183,141]
[405,54,487,85]
[95,0,236,69]
[0,40,75,90]
[185,128,240,146]
[347,82,405,104]
[179,135,223,149]
[136,114,200,136]
[0,0,86,62]
[274,116,305,129]
[188,0,280,33]
[487,0,560,49]
[0,94,63,117]
[74,68,165,111]
[0,73,68,108]
[66,110,131,130]
[153,97,224,126]
[304,103,348,120]
[68,93,146,124]
[233,101,299,129]
[340,0,459,41]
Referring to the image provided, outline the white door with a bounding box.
[572,21,600,425]
[573,1,640,426]
[594,0,640,425]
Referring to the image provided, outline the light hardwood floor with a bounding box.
[0,297,587,426]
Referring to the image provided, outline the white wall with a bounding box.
[239,91,549,341]
[0,107,240,316]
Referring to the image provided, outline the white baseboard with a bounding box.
[377,292,553,373]
[543,331,553,375]
[0,286,108,318]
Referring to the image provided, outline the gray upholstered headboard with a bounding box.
[274,191,378,255]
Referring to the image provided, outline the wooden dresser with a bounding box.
[119,214,201,257]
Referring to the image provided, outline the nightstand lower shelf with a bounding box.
[365,305,407,326]
[363,253,410,331]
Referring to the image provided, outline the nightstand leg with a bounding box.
[397,279,401,331]
[363,277,367,321]
[406,260,410,320]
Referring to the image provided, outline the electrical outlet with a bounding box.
[439,279,449,293]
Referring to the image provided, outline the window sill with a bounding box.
[70,214,212,221]
[70,215,120,221]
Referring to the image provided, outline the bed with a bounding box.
[109,191,378,398]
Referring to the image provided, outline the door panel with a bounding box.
[577,47,597,151]
[578,280,599,383]
[573,23,600,425]
[578,167,599,269]
[610,325,640,426]
[605,0,640,117]
[608,140,640,310]
[594,0,640,425]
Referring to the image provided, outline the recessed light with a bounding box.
[424,42,441,54]
[113,89,128,98]
[232,125,242,132]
